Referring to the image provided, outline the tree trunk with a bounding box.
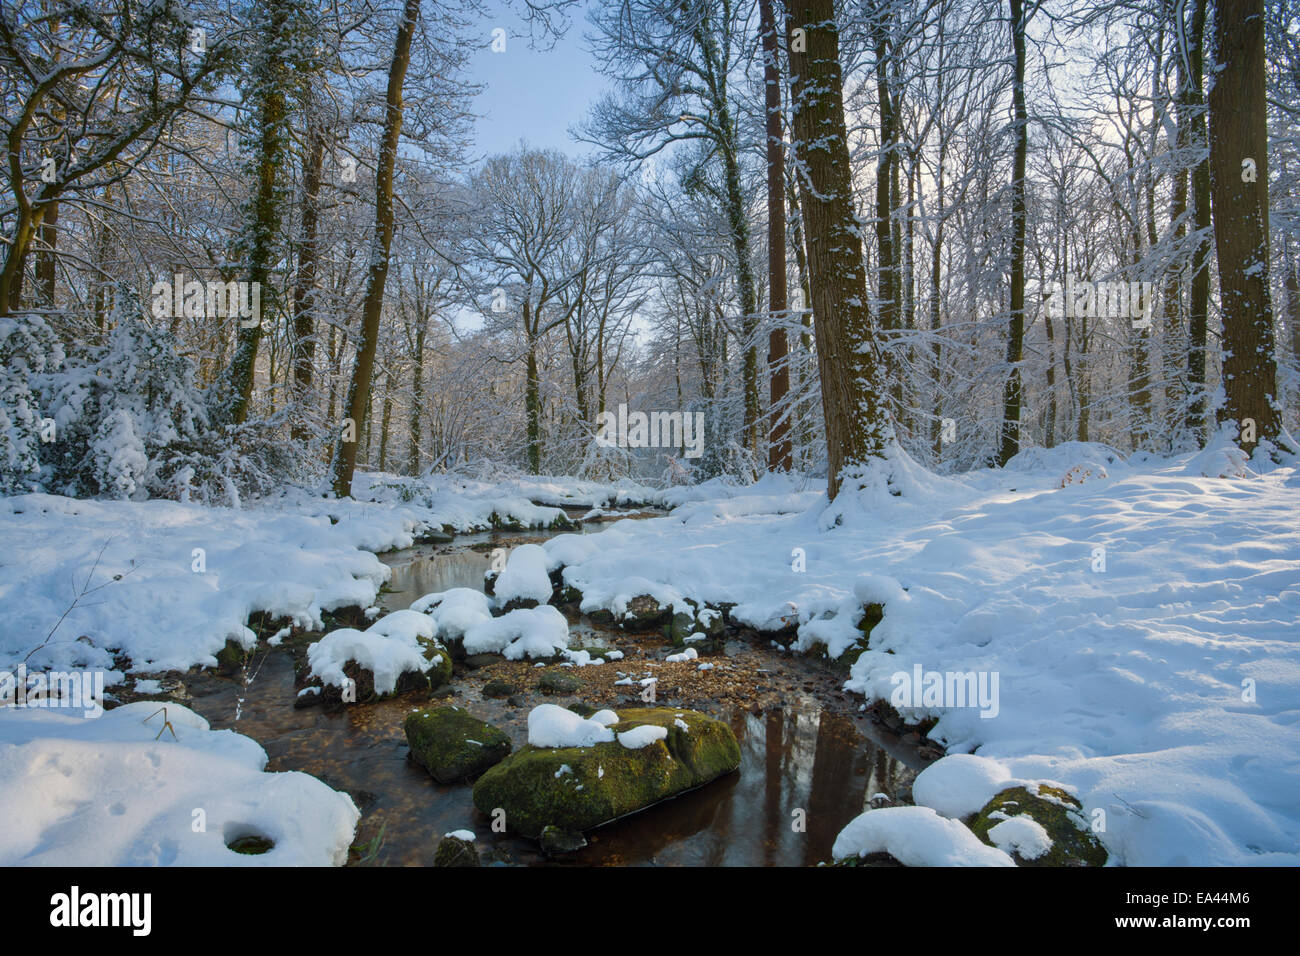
[997,0,1029,465]
[35,200,58,307]
[226,0,292,425]
[1208,0,1284,451]
[1186,0,1211,442]
[330,0,420,497]
[785,0,894,499]
[761,0,791,471]
[291,118,326,442]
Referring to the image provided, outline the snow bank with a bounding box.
[0,702,358,865]
[537,450,1300,865]
[832,806,1015,866]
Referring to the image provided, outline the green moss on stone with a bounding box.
[471,707,740,838]
[405,706,512,783]
[967,784,1108,867]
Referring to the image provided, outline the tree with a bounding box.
[0,0,232,313]
[330,0,421,497]
[1208,0,1286,453]
[785,0,894,498]
[584,0,764,460]
[760,0,792,471]
[997,0,1030,465]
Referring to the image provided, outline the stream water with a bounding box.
[186,522,922,866]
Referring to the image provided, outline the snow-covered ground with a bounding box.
[536,440,1300,865]
[0,702,358,865]
[1,443,1297,866]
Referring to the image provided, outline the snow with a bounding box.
[527,704,614,748]
[305,613,436,695]
[832,806,1016,866]
[462,605,571,660]
[412,587,492,643]
[0,702,358,865]
[536,445,1300,866]
[911,754,1014,819]
[617,724,668,749]
[443,830,475,841]
[987,815,1053,860]
[493,543,554,606]
[591,709,620,726]
[664,647,698,662]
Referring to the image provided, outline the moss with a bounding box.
[227,835,274,855]
[621,594,669,631]
[483,679,517,699]
[967,784,1108,867]
[419,637,453,689]
[214,638,246,677]
[433,835,479,867]
[405,706,512,783]
[472,707,740,838]
[538,671,582,695]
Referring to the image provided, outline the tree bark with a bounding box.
[997,0,1029,466]
[330,0,419,496]
[761,0,791,471]
[785,0,894,499]
[1208,0,1284,451]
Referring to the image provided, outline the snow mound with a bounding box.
[412,588,493,643]
[1185,425,1252,479]
[493,543,553,606]
[527,704,615,748]
[1003,441,1127,477]
[463,605,571,660]
[306,611,437,694]
[591,709,619,726]
[987,815,1052,860]
[832,806,1015,867]
[617,724,668,749]
[0,702,358,865]
[912,754,1015,819]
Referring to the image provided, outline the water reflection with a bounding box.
[184,539,912,866]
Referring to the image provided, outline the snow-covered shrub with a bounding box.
[38,310,211,498]
[0,313,63,494]
[0,308,302,504]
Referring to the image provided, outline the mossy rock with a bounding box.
[539,825,588,855]
[405,706,513,783]
[967,784,1108,867]
[482,679,517,699]
[538,671,582,695]
[587,608,616,627]
[214,638,248,677]
[317,662,435,709]
[433,835,479,867]
[621,594,670,631]
[419,637,453,689]
[471,707,740,838]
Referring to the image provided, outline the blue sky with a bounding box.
[463,1,609,161]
